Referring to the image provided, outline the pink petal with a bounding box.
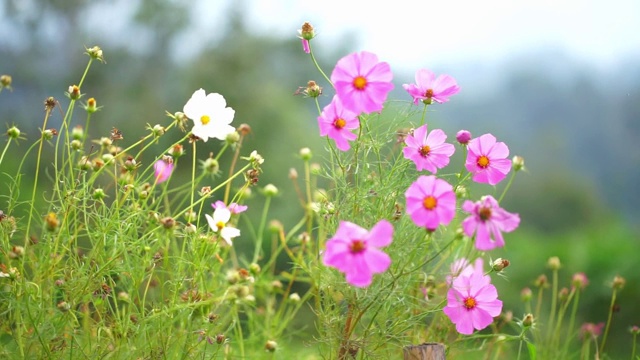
[366,220,393,247]
[363,248,391,274]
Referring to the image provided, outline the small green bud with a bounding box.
[201,158,219,173]
[263,184,278,197]
[85,45,105,63]
[72,125,84,140]
[226,131,240,144]
[151,124,165,137]
[265,340,278,352]
[7,126,20,139]
[512,155,525,172]
[67,85,81,100]
[547,256,561,270]
[92,188,106,200]
[522,313,534,328]
[299,147,312,160]
[85,97,98,113]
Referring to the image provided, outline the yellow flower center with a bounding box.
[201,115,211,125]
[216,221,225,231]
[477,155,490,168]
[463,296,476,309]
[419,145,431,157]
[353,76,367,90]
[350,239,366,254]
[423,196,437,210]
[424,89,434,98]
[334,118,346,129]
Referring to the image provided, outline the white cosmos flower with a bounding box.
[183,89,235,142]
[205,208,240,245]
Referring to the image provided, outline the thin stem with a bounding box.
[498,169,517,203]
[308,41,332,87]
[599,288,618,354]
[0,138,12,166]
[252,195,271,264]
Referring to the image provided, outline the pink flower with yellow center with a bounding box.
[330,51,394,114]
[322,220,393,288]
[317,95,360,151]
[403,69,460,105]
[405,175,456,230]
[462,195,520,251]
[443,259,503,335]
[403,124,455,173]
[465,133,512,185]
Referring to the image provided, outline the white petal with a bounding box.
[205,214,217,232]
[183,89,206,119]
[221,226,240,245]
[213,208,231,223]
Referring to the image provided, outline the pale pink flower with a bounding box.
[330,51,394,114]
[462,195,520,251]
[301,39,310,54]
[153,158,174,184]
[443,259,503,335]
[317,95,360,151]
[403,69,460,105]
[572,272,589,290]
[322,220,393,288]
[405,175,456,230]
[212,200,248,214]
[446,258,483,285]
[465,133,512,185]
[403,125,455,173]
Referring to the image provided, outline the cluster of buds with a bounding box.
[85,45,105,63]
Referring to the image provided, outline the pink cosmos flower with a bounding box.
[443,259,503,335]
[322,220,393,288]
[446,258,484,285]
[462,195,520,251]
[405,175,456,230]
[212,200,248,214]
[153,157,174,184]
[318,95,360,151]
[403,125,455,173]
[301,39,310,54]
[403,69,460,105]
[465,134,512,185]
[330,51,394,114]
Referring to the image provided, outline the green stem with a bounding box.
[308,41,332,87]
[252,195,272,263]
[547,269,559,347]
[599,288,618,354]
[498,169,517,203]
[0,138,12,166]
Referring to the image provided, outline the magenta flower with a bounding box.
[153,157,174,184]
[580,322,605,340]
[465,134,512,185]
[462,195,520,251]
[405,175,456,230]
[301,39,310,54]
[318,95,360,151]
[212,200,248,214]
[330,51,394,114]
[403,125,455,173]
[443,259,503,335]
[456,130,472,145]
[403,69,460,105]
[322,220,393,287]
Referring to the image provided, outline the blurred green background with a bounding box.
[1,0,639,357]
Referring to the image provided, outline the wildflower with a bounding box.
[403,124,455,173]
[45,212,59,232]
[572,272,589,290]
[465,134,512,185]
[304,80,322,97]
[248,150,264,165]
[462,195,520,251]
[405,175,456,230]
[298,22,315,40]
[322,220,393,288]
[85,45,105,63]
[443,259,503,335]
[85,97,98,113]
[205,208,240,245]
[67,85,81,100]
[317,95,360,151]
[580,322,605,340]
[183,89,235,142]
[403,69,460,105]
[301,39,310,54]
[212,200,248,214]
[153,156,174,184]
[456,130,472,145]
[330,51,394,114]
[612,275,626,290]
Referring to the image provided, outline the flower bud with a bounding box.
[92,188,106,200]
[289,293,301,302]
[547,256,561,270]
[265,340,278,352]
[492,258,510,272]
[151,124,165,137]
[71,125,84,140]
[184,210,197,223]
[226,131,240,144]
[249,150,264,165]
[512,155,525,172]
[310,163,321,175]
[85,45,105,63]
[67,85,81,100]
[44,97,57,111]
[572,272,589,290]
[630,326,640,335]
[92,158,105,171]
[522,313,534,328]
[299,22,315,40]
[0,74,12,90]
[78,156,91,171]
[7,126,20,139]
[160,217,176,230]
[201,158,219,173]
[170,144,184,158]
[99,137,112,149]
[85,97,98,113]
[534,274,548,288]
[263,184,278,197]
[249,263,261,275]
[123,157,137,172]
[102,153,114,165]
[454,185,468,199]
[612,275,626,290]
[216,334,226,344]
[45,212,59,232]
[456,130,472,145]
[559,287,570,302]
[299,147,312,160]
[57,301,71,312]
[42,129,57,140]
[305,80,322,97]
[268,220,283,233]
[521,287,533,302]
[183,223,197,234]
[238,123,251,136]
[8,246,25,259]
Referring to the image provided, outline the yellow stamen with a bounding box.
[419,145,431,157]
[216,221,225,231]
[353,76,367,90]
[477,155,490,168]
[423,196,437,210]
[201,115,211,125]
[350,239,366,253]
[425,89,434,98]
[334,118,346,129]
[463,297,476,309]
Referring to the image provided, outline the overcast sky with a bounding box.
[195,0,640,72]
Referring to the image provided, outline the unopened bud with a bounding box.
[299,147,312,160]
[170,144,184,158]
[547,256,561,270]
[201,158,219,173]
[7,126,20,139]
[184,210,197,223]
[160,217,176,230]
[249,263,261,275]
[92,188,106,200]
[0,74,12,89]
[151,124,165,137]
[216,334,226,344]
[263,184,278,197]
[289,293,301,302]
[512,155,525,172]
[68,85,81,100]
[572,272,589,290]
[454,185,468,199]
[521,287,533,302]
[72,125,84,140]
[265,340,278,352]
[226,131,240,144]
[238,123,251,136]
[57,301,71,312]
[299,22,315,40]
[456,130,472,145]
[85,97,98,113]
[534,274,548,288]
[42,129,56,140]
[612,275,626,290]
[305,80,322,98]
[492,258,510,272]
[522,313,534,328]
[85,45,105,63]
[45,212,59,232]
